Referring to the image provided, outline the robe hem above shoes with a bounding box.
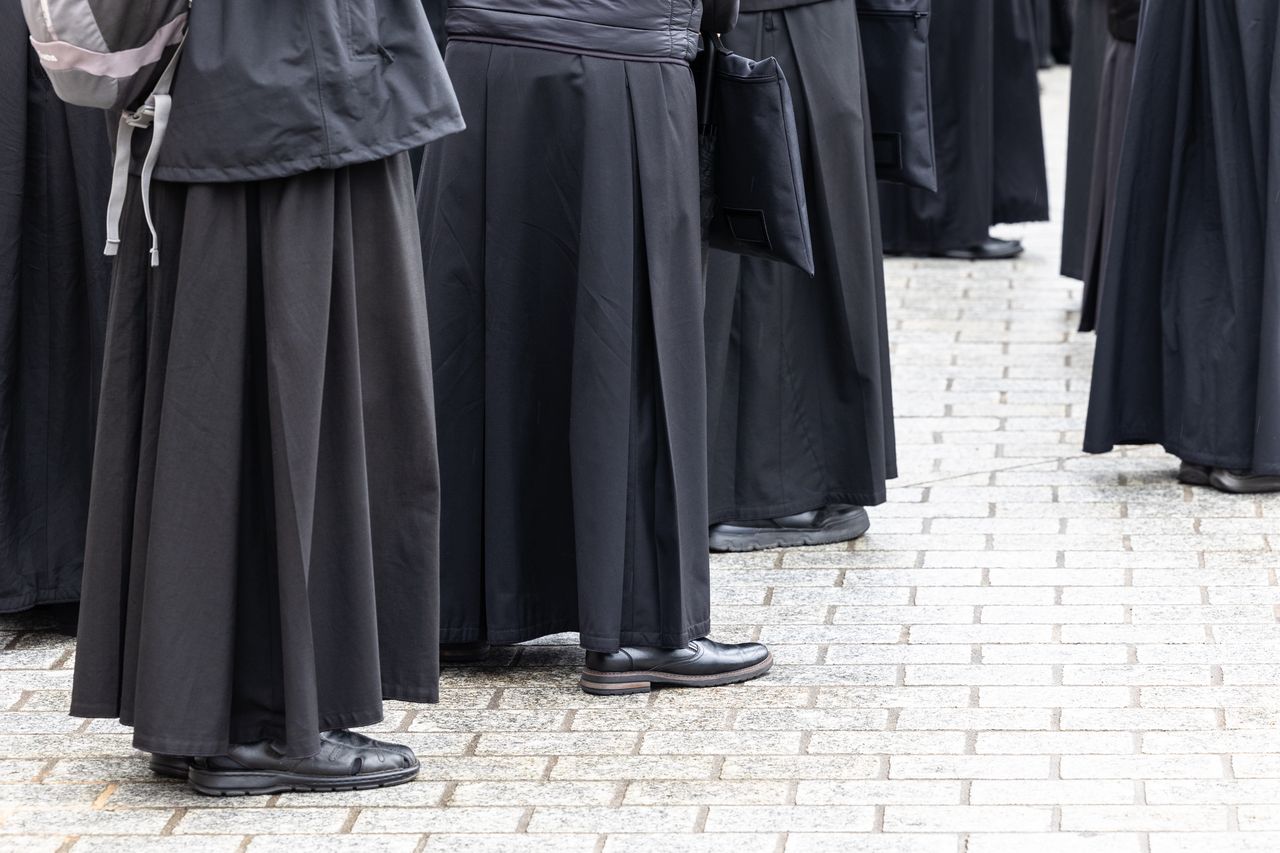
[1084,439,1280,478]
[68,703,387,757]
[710,490,888,527]
[443,618,714,653]
[383,684,440,705]
[0,585,83,616]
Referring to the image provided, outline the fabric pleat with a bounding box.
[1084,0,1280,475]
[992,0,1051,225]
[71,154,441,757]
[705,0,896,524]
[1078,35,1136,332]
[0,5,113,614]
[419,40,710,652]
[879,0,1048,252]
[878,0,995,253]
[1061,0,1111,280]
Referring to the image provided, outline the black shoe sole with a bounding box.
[148,755,191,781]
[579,652,774,696]
[709,510,870,553]
[932,246,1025,260]
[1177,464,1213,487]
[1209,469,1280,495]
[187,762,420,797]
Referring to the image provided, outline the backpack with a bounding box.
[21,1,193,266]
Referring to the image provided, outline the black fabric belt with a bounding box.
[446,1,703,64]
[739,0,831,11]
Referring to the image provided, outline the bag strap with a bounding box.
[698,35,721,130]
[103,29,187,267]
[702,0,740,36]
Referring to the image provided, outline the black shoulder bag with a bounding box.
[696,36,815,275]
[857,0,937,191]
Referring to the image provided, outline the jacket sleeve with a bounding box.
[702,0,740,34]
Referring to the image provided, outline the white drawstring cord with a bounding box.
[102,33,186,267]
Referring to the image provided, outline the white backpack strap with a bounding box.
[137,33,185,267]
[103,116,136,257]
[103,31,187,266]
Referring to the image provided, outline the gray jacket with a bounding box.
[151,0,463,182]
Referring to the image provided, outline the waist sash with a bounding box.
[447,0,703,64]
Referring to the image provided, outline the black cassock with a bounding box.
[0,5,112,615]
[879,0,1047,253]
[705,0,896,523]
[420,0,712,652]
[1060,0,1110,280]
[992,0,1050,225]
[1084,0,1280,475]
[423,0,446,43]
[1077,3,1137,332]
[1032,0,1053,66]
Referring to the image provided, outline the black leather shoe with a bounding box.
[934,236,1024,260]
[148,753,192,780]
[709,504,869,552]
[1209,468,1280,495]
[186,730,419,796]
[321,729,416,764]
[1177,461,1213,487]
[580,638,773,695]
[441,641,490,665]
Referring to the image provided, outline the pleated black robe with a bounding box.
[880,0,1048,252]
[0,5,112,614]
[1033,0,1055,66]
[1060,0,1110,280]
[705,0,896,524]
[993,0,1051,225]
[69,0,459,759]
[1077,30,1136,332]
[879,0,996,253]
[1084,0,1280,476]
[423,0,446,43]
[72,156,443,758]
[420,4,711,652]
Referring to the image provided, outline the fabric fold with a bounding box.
[72,154,441,757]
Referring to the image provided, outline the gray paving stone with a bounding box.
[967,834,1143,853]
[175,808,350,835]
[526,805,700,834]
[74,839,244,853]
[784,836,958,853]
[605,834,780,853]
[703,805,876,833]
[5,837,73,853]
[424,835,598,852]
[448,781,616,807]
[355,807,525,835]
[247,836,420,853]
[0,808,174,835]
[0,782,105,807]
[623,780,790,806]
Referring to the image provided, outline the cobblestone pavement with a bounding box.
[4,66,1280,853]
